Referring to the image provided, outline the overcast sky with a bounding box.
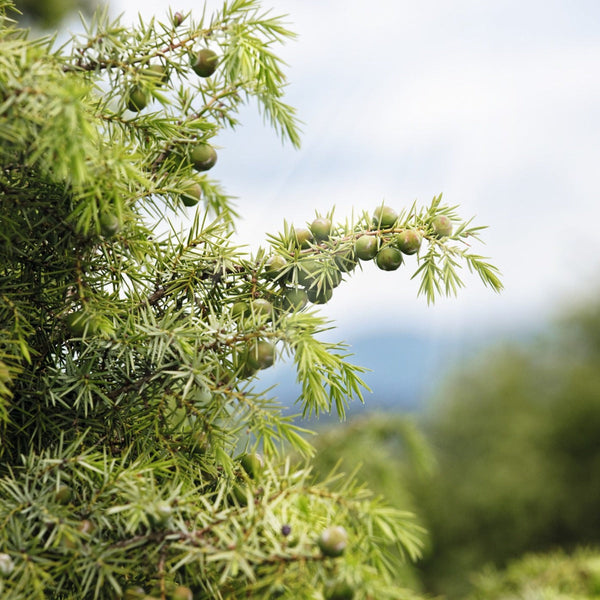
[110,0,600,339]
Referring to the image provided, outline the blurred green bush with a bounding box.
[467,548,600,600]
[414,301,600,597]
[14,0,98,28]
[311,300,600,598]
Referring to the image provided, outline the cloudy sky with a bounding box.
[111,0,600,339]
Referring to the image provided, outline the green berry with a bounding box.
[281,287,308,312]
[66,311,100,338]
[309,217,332,242]
[395,229,422,254]
[55,484,72,504]
[294,227,313,249]
[265,254,287,279]
[235,348,258,378]
[181,181,202,207]
[191,48,219,77]
[231,301,249,318]
[146,64,168,86]
[99,212,121,237]
[317,526,348,557]
[189,143,217,172]
[268,583,286,598]
[66,312,86,337]
[432,215,453,237]
[324,580,355,600]
[230,482,249,506]
[333,249,357,273]
[327,267,343,288]
[250,298,273,318]
[306,285,333,305]
[296,258,341,289]
[372,205,398,228]
[375,247,403,271]
[296,258,321,287]
[239,452,264,478]
[245,340,275,370]
[126,85,149,111]
[354,236,378,260]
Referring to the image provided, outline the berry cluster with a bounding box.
[124,37,220,211]
[267,204,453,306]
[221,204,456,380]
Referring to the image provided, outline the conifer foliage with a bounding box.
[0,0,502,597]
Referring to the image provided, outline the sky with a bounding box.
[108,0,600,340]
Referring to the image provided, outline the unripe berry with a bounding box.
[333,249,357,273]
[191,48,219,77]
[375,247,403,271]
[231,301,249,319]
[328,268,343,288]
[354,236,378,260]
[100,212,121,237]
[153,501,173,524]
[281,287,308,312]
[309,217,332,242]
[372,205,398,228]
[189,143,217,172]
[66,312,86,337]
[239,452,264,478]
[145,64,168,86]
[294,227,313,249]
[395,229,422,255]
[123,587,146,600]
[432,215,453,237]
[317,525,348,557]
[181,181,202,207]
[324,580,355,600]
[296,259,321,287]
[265,254,287,279]
[66,311,100,338]
[78,519,95,535]
[245,340,275,370]
[126,85,149,112]
[230,482,249,506]
[306,285,333,305]
[250,298,273,318]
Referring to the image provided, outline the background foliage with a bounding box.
[14,0,98,29]
[466,548,600,600]
[414,299,600,597]
[310,298,600,599]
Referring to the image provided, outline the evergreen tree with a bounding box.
[0,0,502,597]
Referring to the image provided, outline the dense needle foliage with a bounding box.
[0,1,501,597]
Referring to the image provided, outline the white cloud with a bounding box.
[111,0,600,334]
